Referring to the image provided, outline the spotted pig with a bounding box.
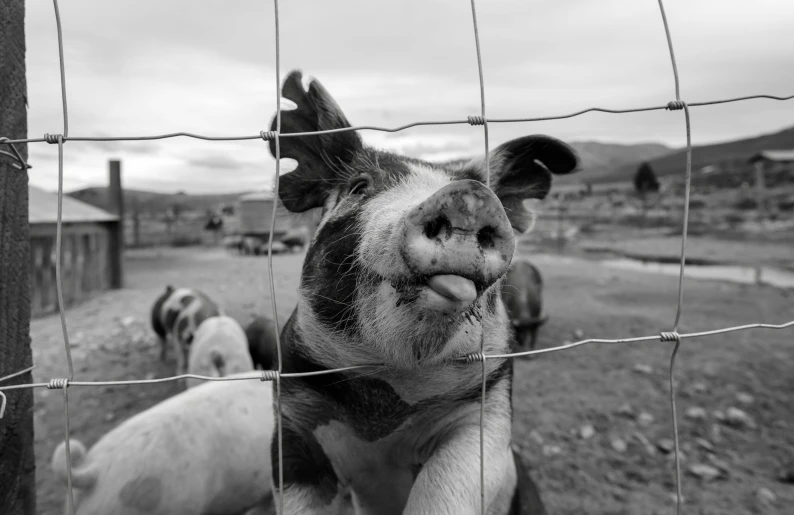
[50,375,275,515]
[150,286,223,376]
[185,315,255,388]
[264,70,581,515]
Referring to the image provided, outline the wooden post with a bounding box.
[0,0,37,513]
[132,198,141,247]
[753,160,766,222]
[108,159,124,288]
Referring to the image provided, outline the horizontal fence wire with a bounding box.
[0,0,793,514]
[1,93,793,147]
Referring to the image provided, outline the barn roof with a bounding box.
[29,184,119,224]
[748,150,794,164]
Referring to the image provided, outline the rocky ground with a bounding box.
[28,244,794,515]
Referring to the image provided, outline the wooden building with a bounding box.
[28,184,122,317]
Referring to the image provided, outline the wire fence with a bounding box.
[1,0,793,513]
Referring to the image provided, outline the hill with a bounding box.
[67,187,247,215]
[554,141,673,186]
[555,124,794,187]
[634,124,794,180]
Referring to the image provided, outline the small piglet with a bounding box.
[500,259,548,354]
[244,315,280,371]
[149,286,223,375]
[185,316,255,388]
[261,69,579,515]
[50,375,274,515]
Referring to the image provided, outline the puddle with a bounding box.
[600,258,794,289]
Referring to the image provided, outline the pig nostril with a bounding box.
[424,216,450,240]
[477,226,497,249]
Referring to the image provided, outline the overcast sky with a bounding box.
[22,0,794,194]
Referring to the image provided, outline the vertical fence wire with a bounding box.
[467,0,490,512]
[265,0,285,513]
[49,0,76,513]
[655,0,691,511]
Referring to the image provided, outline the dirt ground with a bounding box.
[29,242,793,515]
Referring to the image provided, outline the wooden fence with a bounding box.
[28,222,114,318]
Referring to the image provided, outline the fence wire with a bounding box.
[0,0,793,514]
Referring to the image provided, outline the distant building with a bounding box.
[748,150,794,167]
[28,185,122,317]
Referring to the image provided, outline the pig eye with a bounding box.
[348,176,371,197]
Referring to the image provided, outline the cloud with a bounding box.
[19,0,794,194]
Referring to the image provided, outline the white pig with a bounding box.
[50,375,274,515]
[186,315,255,389]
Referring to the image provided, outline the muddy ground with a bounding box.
[28,241,794,515]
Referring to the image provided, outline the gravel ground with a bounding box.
[30,244,794,515]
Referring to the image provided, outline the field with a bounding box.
[30,239,793,514]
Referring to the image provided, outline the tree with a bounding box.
[634,162,660,196]
[634,162,660,227]
[0,0,37,513]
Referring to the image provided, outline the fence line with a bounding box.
[1,0,793,514]
[1,93,793,148]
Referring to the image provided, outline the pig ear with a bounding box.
[268,70,363,213]
[486,135,580,233]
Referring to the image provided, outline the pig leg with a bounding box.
[170,334,186,377]
[159,335,168,362]
[272,425,347,515]
[403,397,515,515]
[529,327,539,352]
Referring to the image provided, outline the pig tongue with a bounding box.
[426,275,477,304]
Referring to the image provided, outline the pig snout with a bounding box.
[400,180,515,312]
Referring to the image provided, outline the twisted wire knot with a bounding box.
[467,116,486,126]
[260,370,279,382]
[48,378,70,389]
[660,331,681,342]
[260,131,278,141]
[461,352,485,364]
[44,133,64,144]
[0,137,8,144]
[666,101,686,111]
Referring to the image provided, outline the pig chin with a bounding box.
[360,279,485,366]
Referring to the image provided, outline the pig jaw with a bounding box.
[356,279,506,368]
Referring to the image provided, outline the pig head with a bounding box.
[266,70,580,515]
[271,70,578,371]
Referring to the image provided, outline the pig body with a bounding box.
[500,259,548,354]
[244,315,280,371]
[50,376,274,515]
[151,286,223,375]
[263,70,580,515]
[185,316,255,388]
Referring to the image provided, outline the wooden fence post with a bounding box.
[108,159,124,288]
[753,160,766,222]
[0,0,37,513]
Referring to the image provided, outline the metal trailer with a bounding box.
[234,190,305,255]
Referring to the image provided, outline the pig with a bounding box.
[500,259,548,355]
[261,70,580,515]
[244,315,280,371]
[50,375,275,515]
[150,286,223,376]
[185,316,256,389]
